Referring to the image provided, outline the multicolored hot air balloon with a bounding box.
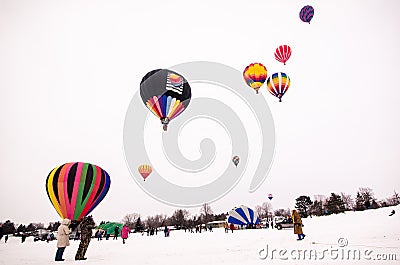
[232,156,240,167]
[140,69,192,131]
[138,164,152,181]
[266,72,291,102]
[268,194,273,200]
[45,162,111,221]
[228,205,260,226]
[299,5,314,24]
[275,45,292,65]
[243,63,267,94]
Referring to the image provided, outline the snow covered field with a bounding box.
[1,206,399,265]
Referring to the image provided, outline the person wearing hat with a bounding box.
[55,218,71,261]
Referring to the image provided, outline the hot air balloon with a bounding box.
[140,69,192,131]
[268,194,273,200]
[45,162,111,221]
[266,72,291,102]
[275,45,292,65]
[232,156,240,167]
[138,164,152,181]
[227,205,260,226]
[243,63,267,94]
[299,5,314,24]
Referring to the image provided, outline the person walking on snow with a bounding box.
[121,225,130,244]
[292,210,305,241]
[55,218,71,261]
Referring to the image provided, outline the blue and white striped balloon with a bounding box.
[227,205,260,225]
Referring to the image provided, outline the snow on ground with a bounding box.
[1,206,399,265]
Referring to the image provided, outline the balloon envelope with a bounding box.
[140,69,192,131]
[228,205,260,225]
[97,222,123,236]
[138,164,152,181]
[243,63,267,94]
[274,45,292,65]
[45,162,111,221]
[266,72,291,102]
[299,5,314,23]
[232,155,240,167]
[268,193,273,200]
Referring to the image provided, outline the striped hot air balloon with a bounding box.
[140,69,192,131]
[227,205,260,226]
[275,45,292,65]
[243,63,267,94]
[299,5,314,24]
[138,164,152,181]
[266,72,291,102]
[45,162,111,221]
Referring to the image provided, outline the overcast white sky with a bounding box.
[1,0,399,224]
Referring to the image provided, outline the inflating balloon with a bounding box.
[140,69,192,131]
[45,162,111,221]
[266,72,291,102]
[299,5,314,24]
[243,63,267,94]
[138,164,152,181]
[275,45,292,65]
[232,156,240,167]
[228,205,260,226]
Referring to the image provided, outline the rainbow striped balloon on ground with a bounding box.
[140,69,192,131]
[266,72,291,102]
[299,5,314,24]
[45,162,111,221]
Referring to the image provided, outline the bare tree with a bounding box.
[340,192,354,210]
[122,213,140,229]
[255,205,264,219]
[200,203,213,223]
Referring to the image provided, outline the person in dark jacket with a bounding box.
[75,216,96,260]
[113,226,120,240]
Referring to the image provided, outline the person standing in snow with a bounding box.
[4,235,8,243]
[55,218,71,261]
[229,223,235,233]
[75,215,96,260]
[121,225,130,244]
[292,210,305,240]
[114,226,120,240]
[164,226,168,237]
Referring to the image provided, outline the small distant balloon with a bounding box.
[232,156,240,167]
[266,72,291,102]
[243,63,267,94]
[138,164,152,181]
[299,5,314,24]
[268,194,273,200]
[275,45,292,65]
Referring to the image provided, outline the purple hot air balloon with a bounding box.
[299,5,314,24]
